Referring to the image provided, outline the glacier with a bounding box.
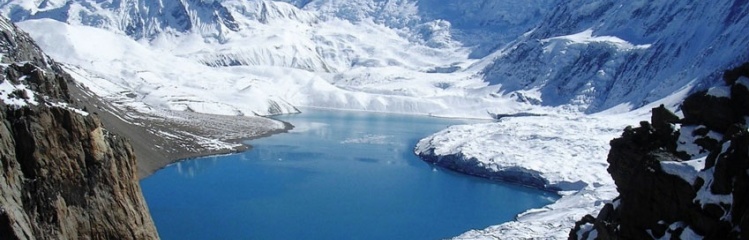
[4,0,540,118]
[1,0,748,239]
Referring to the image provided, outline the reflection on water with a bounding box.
[142,109,558,240]
[173,157,218,178]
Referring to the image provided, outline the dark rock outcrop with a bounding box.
[0,17,158,239]
[571,63,749,239]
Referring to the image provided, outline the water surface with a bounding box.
[141,109,557,239]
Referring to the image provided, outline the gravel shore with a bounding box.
[68,81,292,179]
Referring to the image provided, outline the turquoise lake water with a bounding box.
[141,109,557,239]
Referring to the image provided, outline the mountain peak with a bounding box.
[1,0,241,40]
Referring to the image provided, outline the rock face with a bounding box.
[571,63,749,239]
[0,17,158,239]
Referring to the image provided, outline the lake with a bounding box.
[141,109,557,239]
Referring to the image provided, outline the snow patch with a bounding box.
[0,78,38,107]
[654,222,703,240]
[737,76,749,88]
[576,223,597,240]
[680,226,703,240]
[677,125,723,158]
[677,125,703,157]
[46,101,89,116]
[706,86,731,98]
[660,157,706,184]
[694,143,734,209]
[544,29,652,50]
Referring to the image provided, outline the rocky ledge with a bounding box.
[0,17,157,239]
[571,63,749,239]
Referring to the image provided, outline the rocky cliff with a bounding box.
[571,63,749,239]
[0,16,158,239]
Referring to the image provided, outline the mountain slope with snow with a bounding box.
[483,0,749,113]
[4,0,549,118]
[2,1,747,117]
[2,0,749,239]
[2,0,240,40]
[281,0,556,57]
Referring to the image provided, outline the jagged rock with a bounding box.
[723,62,749,85]
[571,63,749,239]
[0,16,158,239]
[730,79,749,117]
[651,104,680,132]
[682,91,738,134]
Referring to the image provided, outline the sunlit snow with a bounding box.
[543,29,652,51]
[2,0,748,239]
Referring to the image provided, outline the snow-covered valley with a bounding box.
[4,0,533,119]
[1,0,748,238]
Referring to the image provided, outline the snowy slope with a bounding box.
[1,0,239,40]
[0,0,563,117]
[19,16,528,117]
[483,0,749,113]
[17,19,302,116]
[281,0,555,57]
[7,0,535,117]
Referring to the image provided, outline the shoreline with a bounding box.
[141,120,295,178]
[413,115,629,238]
[299,105,496,121]
[68,81,295,179]
[147,120,294,174]
[68,86,579,237]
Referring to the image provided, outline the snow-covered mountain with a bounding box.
[2,0,239,40]
[0,0,519,117]
[1,1,748,238]
[2,0,745,118]
[484,0,749,113]
[280,0,555,56]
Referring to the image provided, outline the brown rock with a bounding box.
[0,16,158,240]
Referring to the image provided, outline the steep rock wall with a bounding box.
[0,16,158,239]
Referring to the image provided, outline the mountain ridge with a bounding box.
[484,0,749,113]
[3,1,746,117]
